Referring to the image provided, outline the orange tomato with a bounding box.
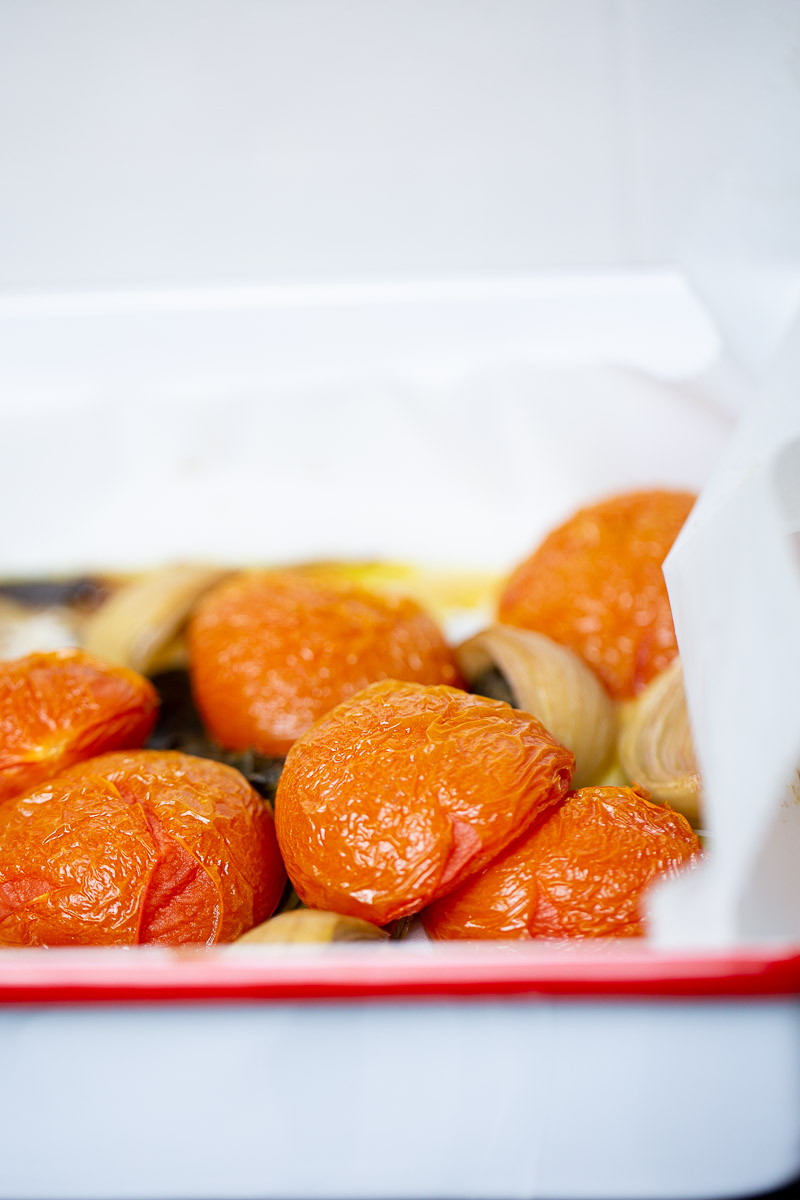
[0,750,285,946]
[498,490,695,699]
[0,649,159,803]
[423,785,701,939]
[188,570,463,756]
[276,679,575,926]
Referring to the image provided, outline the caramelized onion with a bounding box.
[457,625,615,787]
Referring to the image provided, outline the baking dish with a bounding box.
[0,276,798,1200]
[2,2,800,1194]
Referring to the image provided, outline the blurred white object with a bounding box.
[0,607,77,660]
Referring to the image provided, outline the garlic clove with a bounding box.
[617,657,702,824]
[457,625,616,788]
[82,565,229,675]
[236,909,389,944]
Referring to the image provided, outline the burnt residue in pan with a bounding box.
[147,669,207,749]
[147,669,285,803]
[469,666,516,707]
[0,576,109,613]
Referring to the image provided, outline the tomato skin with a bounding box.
[276,679,575,926]
[0,750,285,947]
[423,785,702,940]
[188,571,463,757]
[499,490,696,700]
[0,649,159,803]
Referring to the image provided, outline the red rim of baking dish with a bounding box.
[0,943,799,1004]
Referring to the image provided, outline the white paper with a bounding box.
[0,362,728,577]
[652,316,800,944]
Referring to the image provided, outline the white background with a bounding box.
[1,0,799,373]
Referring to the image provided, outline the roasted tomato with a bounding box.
[275,679,575,926]
[0,649,159,803]
[498,490,695,699]
[188,570,463,756]
[423,785,701,939]
[0,750,285,946]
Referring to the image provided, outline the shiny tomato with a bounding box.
[188,570,463,756]
[423,785,701,939]
[0,750,285,946]
[276,679,575,926]
[498,490,695,699]
[0,649,159,803]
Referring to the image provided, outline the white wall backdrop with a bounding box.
[1,0,798,364]
[0,0,629,288]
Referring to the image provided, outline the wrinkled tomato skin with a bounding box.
[0,649,159,804]
[188,571,463,757]
[276,679,575,926]
[0,750,285,947]
[498,490,696,700]
[423,785,702,940]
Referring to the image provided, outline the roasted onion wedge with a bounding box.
[457,624,616,787]
[82,564,229,674]
[617,657,702,824]
[237,910,389,944]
